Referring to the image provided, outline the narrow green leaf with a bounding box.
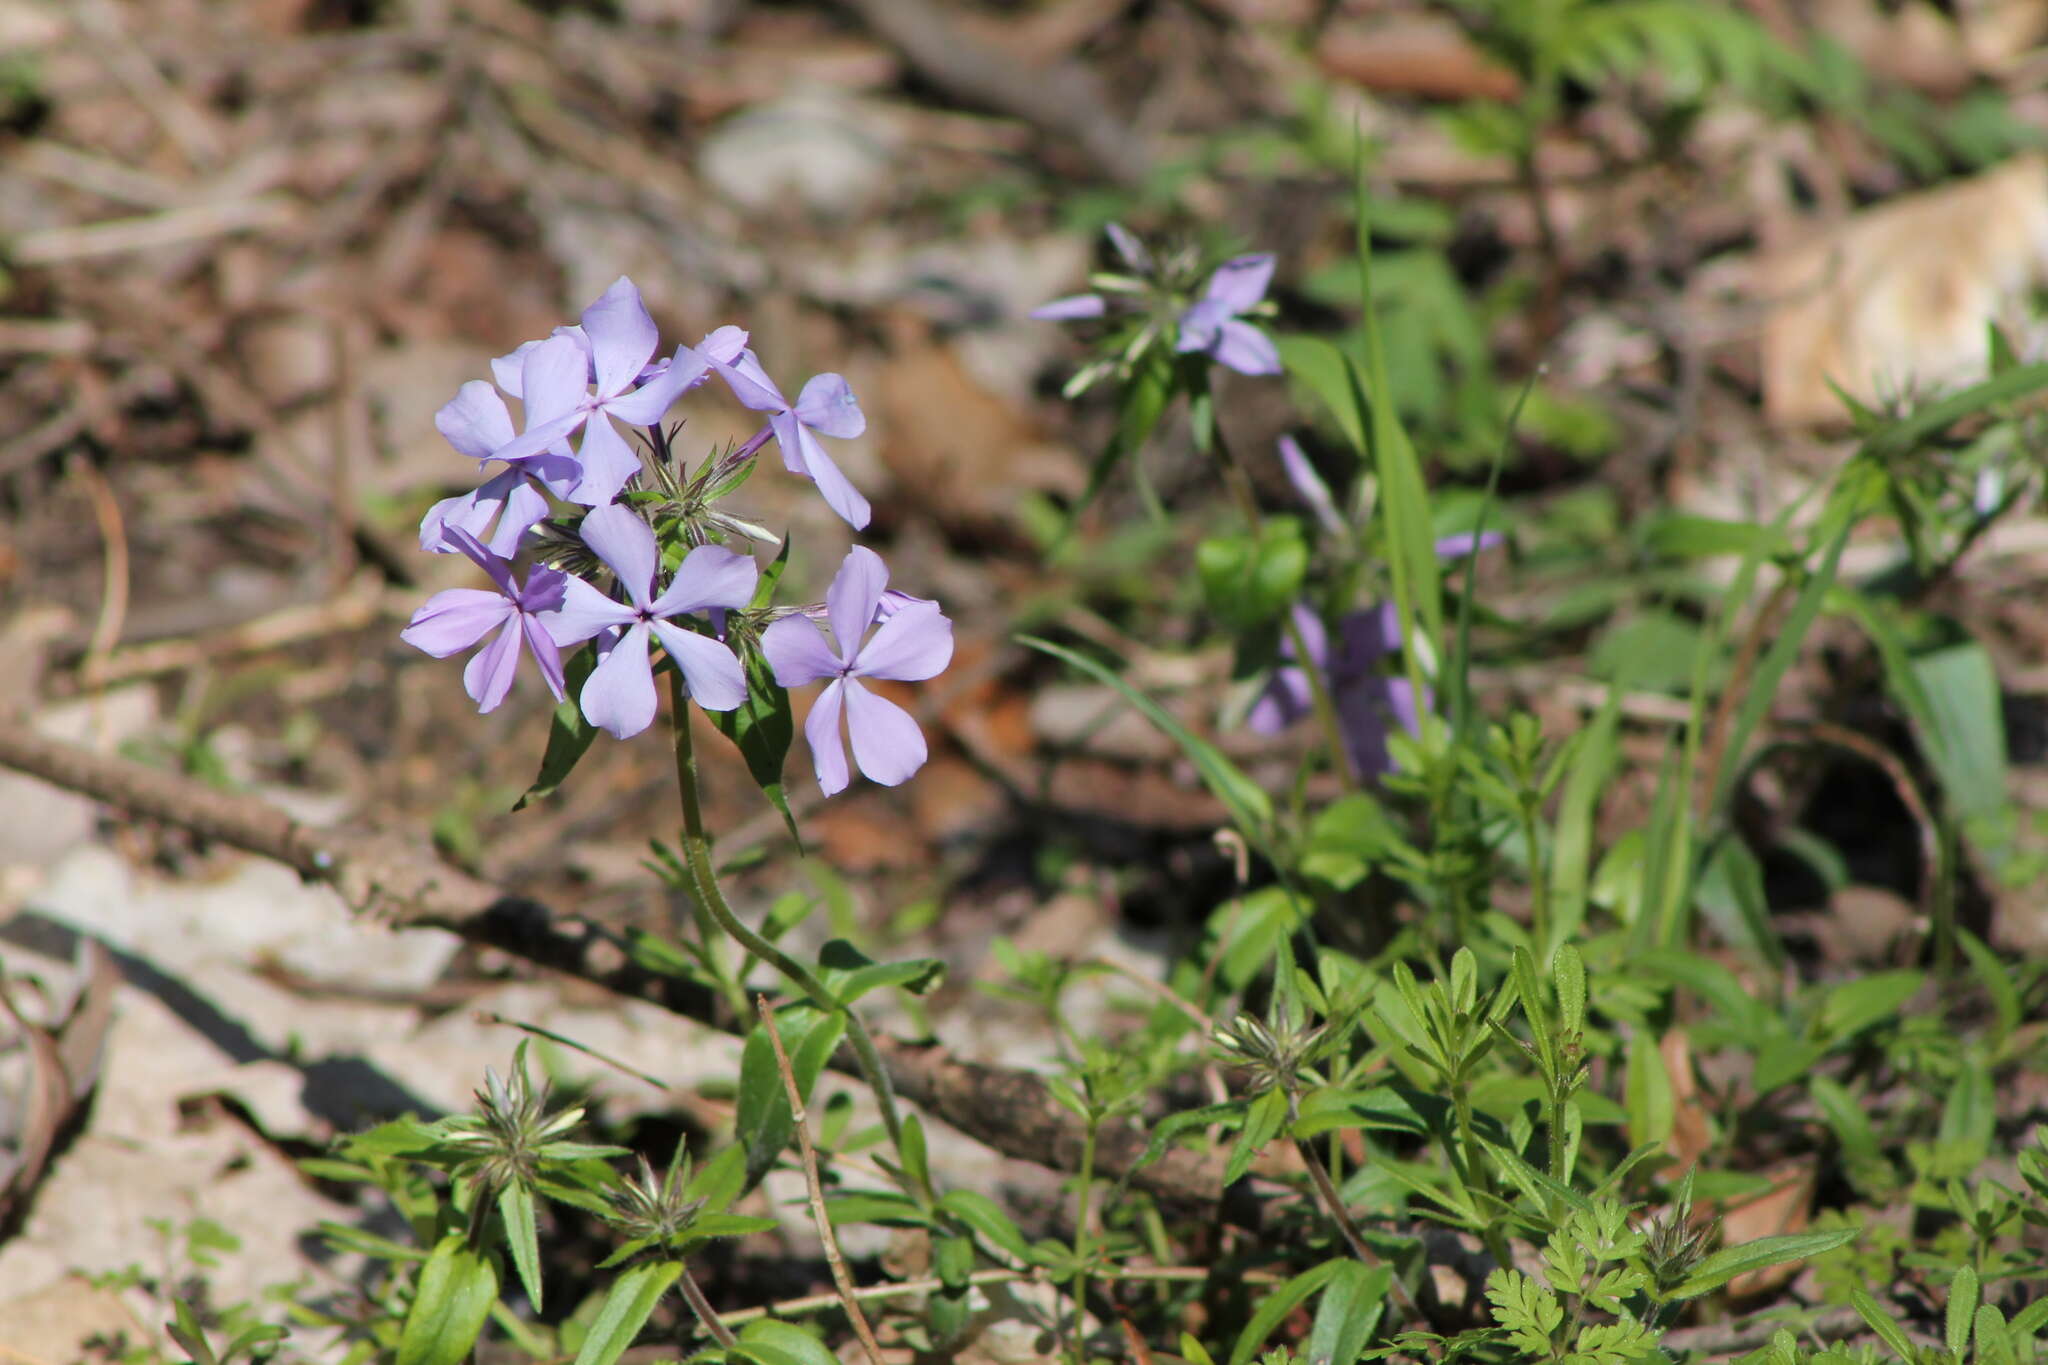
[571,1259,682,1365]
[1975,1303,2016,1365]
[898,1111,932,1198]
[939,1188,1031,1263]
[1624,1028,1673,1152]
[1956,928,2021,1047]
[1306,1262,1391,1365]
[735,1004,846,1189]
[1226,1087,1288,1186]
[1020,635,1273,844]
[1674,1229,1858,1300]
[1850,1287,1918,1358]
[734,1319,842,1365]
[1549,699,1617,946]
[1553,943,1586,1036]
[711,646,801,843]
[816,938,946,1004]
[396,1234,499,1365]
[498,1182,543,1312]
[1229,1258,1349,1365]
[1947,1264,1980,1359]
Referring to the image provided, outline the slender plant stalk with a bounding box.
[1520,794,1551,959]
[1069,1115,1101,1364]
[676,1262,739,1349]
[712,1264,1289,1330]
[1288,1128,1422,1323]
[666,674,920,1198]
[758,993,886,1365]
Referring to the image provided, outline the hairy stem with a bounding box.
[675,1261,739,1349]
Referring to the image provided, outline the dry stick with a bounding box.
[0,720,1251,1217]
[757,994,886,1365]
[68,452,130,689]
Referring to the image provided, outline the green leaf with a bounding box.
[1553,942,1586,1036]
[1226,1086,1288,1186]
[682,1213,780,1244]
[396,1234,499,1365]
[1956,928,2021,1048]
[939,1188,1031,1264]
[1947,1264,1979,1359]
[1020,635,1273,844]
[1975,1304,2016,1365]
[735,1004,846,1189]
[711,645,801,843]
[688,1144,748,1214]
[1306,1262,1391,1365]
[1644,513,1791,559]
[1230,1259,1350,1365]
[498,1181,543,1312]
[1672,1229,1858,1299]
[1938,1060,1995,1164]
[1279,333,1368,454]
[816,938,946,1005]
[515,648,599,809]
[571,1260,682,1365]
[1861,362,2048,460]
[823,1191,934,1228]
[734,1319,842,1365]
[1850,1287,1918,1358]
[1485,1268,1563,1355]
[1817,970,1924,1042]
[1624,1028,1673,1152]
[897,1111,932,1198]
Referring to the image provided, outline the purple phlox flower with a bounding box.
[490,278,731,507]
[1029,222,1151,321]
[761,546,953,797]
[1276,435,1344,536]
[545,503,757,739]
[420,379,579,556]
[1434,528,1505,560]
[716,349,870,530]
[1247,602,1420,781]
[494,324,749,399]
[400,525,570,714]
[1176,254,1281,377]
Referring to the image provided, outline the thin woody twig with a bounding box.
[758,993,886,1365]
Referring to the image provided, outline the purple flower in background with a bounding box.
[419,380,578,556]
[1249,534,1501,778]
[762,547,953,796]
[1276,435,1343,536]
[717,352,871,530]
[546,504,757,738]
[1176,254,1280,376]
[1029,222,1151,321]
[491,278,726,506]
[1249,604,1419,780]
[400,526,569,714]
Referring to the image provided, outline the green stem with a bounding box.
[676,1259,739,1348]
[666,674,922,1201]
[1069,1114,1100,1364]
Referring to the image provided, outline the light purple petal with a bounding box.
[1335,680,1394,779]
[520,615,567,702]
[435,381,516,461]
[697,325,749,365]
[650,622,747,712]
[794,373,865,439]
[437,524,519,597]
[512,563,570,616]
[568,413,643,506]
[1284,602,1329,669]
[1031,294,1107,321]
[648,543,758,617]
[804,679,851,797]
[486,478,553,557]
[520,334,593,425]
[1247,666,1311,734]
[1175,298,1227,354]
[1212,319,1282,376]
[826,546,888,660]
[541,573,638,646]
[487,410,586,468]
[1105,223,1151,274]
[852,602,952,682]
[876,589,935,620]
[1384,676,1427,737]
[1433,529,1505,560]
[401,588,512,657]
[580,277,659,399]
[761,615,844,687]
[1204,254,1275,314]
[607,342,707,425]
[463,618,526,713]
[794,428,871,529]
[1277,436,1342,535]
[580,621,658,739]
[491,340,546,398]
[842,681,928,787]
[420,490,484,553]
[768,410,808,475]
[577,503,660,608]
[716,350,787,412]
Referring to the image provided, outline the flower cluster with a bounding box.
[401,276,951,795]
[1030,223,1282,395]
